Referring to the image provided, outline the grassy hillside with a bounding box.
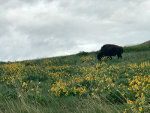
[123,40,150,52]
[133,40,150,47]
[0,40,150,113]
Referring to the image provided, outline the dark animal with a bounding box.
[97,44,123,60]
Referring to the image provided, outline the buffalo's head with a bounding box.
[97,52,104,61]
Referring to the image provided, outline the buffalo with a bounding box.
[97,44,123,60]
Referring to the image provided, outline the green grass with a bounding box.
[123,46,150,52]
[123,40,150,52]
[133,40,150,47]
[0,40,150,113]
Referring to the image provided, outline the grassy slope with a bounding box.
[133,40,150,47]
[0,40,150,113]
[123,40,150,52]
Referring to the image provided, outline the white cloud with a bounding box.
[0,0,150,61]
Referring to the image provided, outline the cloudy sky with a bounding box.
[0,0,150,61]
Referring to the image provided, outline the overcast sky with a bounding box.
[0,0,150,61]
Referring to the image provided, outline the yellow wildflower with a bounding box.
[18,94,21,98]
[138,107,142,112]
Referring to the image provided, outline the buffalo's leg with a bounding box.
[117,54,122,59]
[120,54,122,59]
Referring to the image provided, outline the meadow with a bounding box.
[0,45,150,113]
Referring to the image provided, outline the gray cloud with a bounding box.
[0,0,150,61]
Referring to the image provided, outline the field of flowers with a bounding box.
[0,50,150,113]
